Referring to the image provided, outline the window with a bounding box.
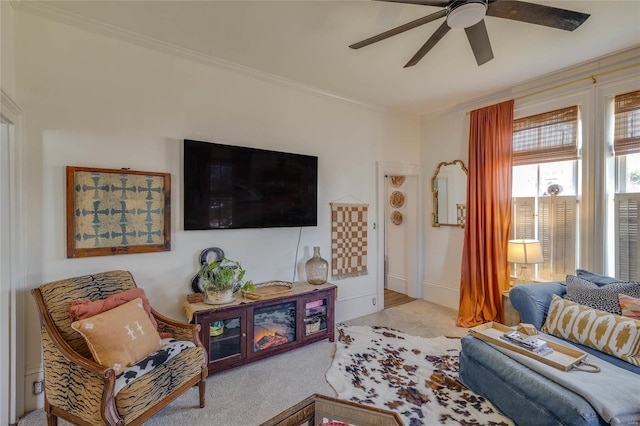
[512,106,580,281]
[613,90,640,280]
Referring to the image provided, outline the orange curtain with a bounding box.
[457,100,514,328]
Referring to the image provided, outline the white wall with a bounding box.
[421,111,468,309]
[14,10,419,411]
[1,1,16,98]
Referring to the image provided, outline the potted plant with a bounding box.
[199,257,253,304]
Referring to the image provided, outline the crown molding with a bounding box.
[421,45,640,118]
[15,1,385,112]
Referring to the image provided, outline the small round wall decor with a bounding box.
[390,175,406,188]
[391,211,403,225]
[389,191,405,208]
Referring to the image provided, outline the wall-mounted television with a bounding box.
[183,139,318,230]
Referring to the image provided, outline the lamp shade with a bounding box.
[507,239,544,264]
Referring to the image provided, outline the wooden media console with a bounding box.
[183,282,336,375]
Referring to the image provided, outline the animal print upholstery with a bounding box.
[326,325,512,426]
[115,338,195,394]
[34,270,207,425]
[38,270,137,358]
[116,345,205,424]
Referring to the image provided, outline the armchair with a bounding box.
[32,270,208,426]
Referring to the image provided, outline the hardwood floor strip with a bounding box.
[384,289,415,309]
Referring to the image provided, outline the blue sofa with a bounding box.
[459,273,640,426]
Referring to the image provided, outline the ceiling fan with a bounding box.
[350,0,590,67]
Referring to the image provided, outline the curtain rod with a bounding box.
[464,62,640,116]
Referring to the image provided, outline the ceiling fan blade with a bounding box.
[486,0,590,31]
[350,9,447,49]
[373,0,450,6]
[404,21,451,68]
[465,19,494,66]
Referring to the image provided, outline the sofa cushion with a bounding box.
[115,345,205,424]
[564,275,640,314]
[620,294,640,320]
[71,298,163,373]
[459,335,605,426]
[575,269,621,286]
[114,338,195,395]
[542,295,640,367]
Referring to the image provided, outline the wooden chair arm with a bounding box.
[152,308,202,344]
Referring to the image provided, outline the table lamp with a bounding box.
[507,239,544,286]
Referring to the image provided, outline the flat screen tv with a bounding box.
[183,139,318,230]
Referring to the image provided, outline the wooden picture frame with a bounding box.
[66,166,171,258]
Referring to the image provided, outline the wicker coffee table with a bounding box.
[260,394,403,426]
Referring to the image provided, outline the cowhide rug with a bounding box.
[326,325,513,426]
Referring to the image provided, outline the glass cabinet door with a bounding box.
[304,297,328,336]
[208,312,245,364]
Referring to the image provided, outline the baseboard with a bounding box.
[335,293,378,323]
[385,274,407,294]
[422,281,459,310]
[24,369,43,411]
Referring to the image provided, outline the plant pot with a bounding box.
[204,288,234,304]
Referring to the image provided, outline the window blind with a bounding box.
[615,193,640,281]
[513,196,576,281]
[512,106,578,166]
[614,90,640,156]
[513,198,535,239]
[537,196,576,281]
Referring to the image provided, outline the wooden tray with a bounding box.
[241,281,294,300]
[470,322,588,372]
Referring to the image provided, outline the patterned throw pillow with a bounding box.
[620,294,640,320]
[71,298,162,373]
[564,274,640,315]
[542,295,640,366]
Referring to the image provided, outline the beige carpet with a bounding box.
[18,300,466,426]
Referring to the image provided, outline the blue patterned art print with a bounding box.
[66,166,171,258]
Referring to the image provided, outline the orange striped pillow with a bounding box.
[620,294,640,320]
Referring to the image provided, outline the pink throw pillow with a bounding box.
[69,288,174,339]
[619,293,640,320]
[69,288,156,326]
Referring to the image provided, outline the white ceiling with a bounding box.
[22,0,640,115]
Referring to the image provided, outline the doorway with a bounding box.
[377,162,422,310]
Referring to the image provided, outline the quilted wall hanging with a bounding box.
[66,166,171,258]
[330,202,368,280]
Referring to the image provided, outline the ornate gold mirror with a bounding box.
[431,160,468,227]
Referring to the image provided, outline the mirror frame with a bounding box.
[431,160,468,228]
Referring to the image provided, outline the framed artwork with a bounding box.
[66,166,171,258]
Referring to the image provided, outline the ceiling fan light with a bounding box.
[447,1,487,29]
